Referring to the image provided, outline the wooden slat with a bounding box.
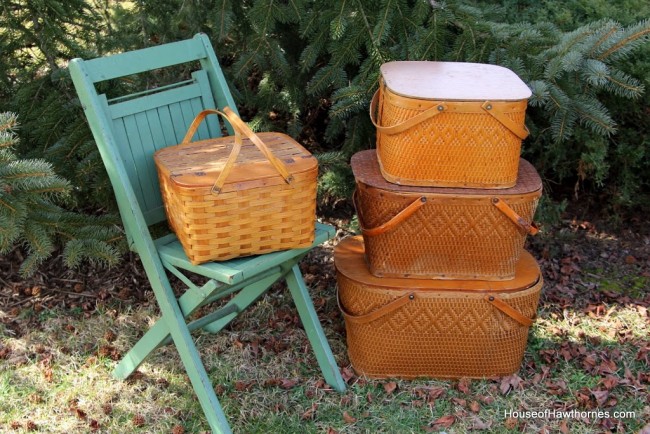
[133,111,163,211]
[82,38,207,83]
[169,102,189,143]
[111,116,147,209]
[109,83,204,119]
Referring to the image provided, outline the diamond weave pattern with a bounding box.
[358,189,539,280]
[338,273,542,379]
[377,88,526,187]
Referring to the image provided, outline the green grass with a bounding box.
[1,286,648,433]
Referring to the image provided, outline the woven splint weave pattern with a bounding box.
[338,273,542,379]
[352,152,542,280]
[376,85,528,188]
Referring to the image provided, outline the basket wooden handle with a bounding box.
[337,290,415,325]
[353,190,426,236]
[492,198,539,235]
[370,90,447,135]
[370,91,530,140]
[339,290,535,327]
[484,295,535,327]
[181,108,294,194]
[481,101,530,140]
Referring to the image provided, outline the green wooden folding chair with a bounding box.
[68,33,345,433]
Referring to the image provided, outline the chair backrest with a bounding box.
[69,34,237,231]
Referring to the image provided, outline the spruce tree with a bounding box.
[0,113,123,276]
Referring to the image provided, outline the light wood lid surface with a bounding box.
[380,61,532,101]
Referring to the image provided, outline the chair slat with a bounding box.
[109,82,204,119]
[83,38,207,83]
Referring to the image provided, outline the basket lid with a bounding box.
[154,133,316,192]
[351,151,542,196]
[335,236,540,292]
[380,61,532,101]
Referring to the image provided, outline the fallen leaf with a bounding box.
[89,419,100,432]
[504,417,518,429]
[302,404,318,420]
[591,389,609,407]
[600,376,619,390]
[499,374,522,395]
[341,367,355,383]
[326,428,339,434]
[469,401,481,413]
[559,420,569,434]
[624,255,637,264]
[479,395,495,405]
[638,422,650,434]
[457,377,471,394]
[383,381,398,395]
[432,415,456,428]
[469,416,491,430]
[280,378,298,389]
[342,411,356,424]
[427,387,445,402]
[452,397,467,407]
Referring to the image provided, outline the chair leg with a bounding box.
[285,264,347,392]
[149,286,233,433]
[202,271,285,334]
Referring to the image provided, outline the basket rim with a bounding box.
[352,151,542,196]
[334,236,541,293]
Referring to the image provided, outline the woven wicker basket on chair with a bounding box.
[371,61,532,188]
[335,236,542,379]
[155,108,317,264]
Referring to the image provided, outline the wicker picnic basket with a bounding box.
[335,236,542,379]
[154,108,317,264]
[352,150,541,280]
[371,61,532,188]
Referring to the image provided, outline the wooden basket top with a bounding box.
[155,133,316,189]
[380,61,532,101]
[335,236,540,292]
[352,151,542,196]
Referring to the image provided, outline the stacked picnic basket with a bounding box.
[335,61,544,379]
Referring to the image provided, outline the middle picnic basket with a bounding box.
[154,108,317,264]
[371,61,532,188]
[352,150,542,280]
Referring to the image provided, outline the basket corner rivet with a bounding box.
[437,105,444,111]
[409,294,415,300]
[486,104,492,110]
[489,296,495,301]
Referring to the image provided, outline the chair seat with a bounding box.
[155,222,336,284]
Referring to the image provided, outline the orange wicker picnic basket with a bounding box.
[352,150,541,280]
[335,236,542,379]
[154,108,317,264]
[371,61,532,188]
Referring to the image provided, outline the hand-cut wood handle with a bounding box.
[369,90,529,140]
[484,294,535,327]
[181,108,293,194]
[492,197,539,235]
[338,290,415,325]
[481,101,529,140]
[370,90,447,135]
[353,190,426,236]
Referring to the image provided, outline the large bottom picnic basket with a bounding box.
[335,236,542,379]
[154,108,317,264]
[352,150,542,280]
